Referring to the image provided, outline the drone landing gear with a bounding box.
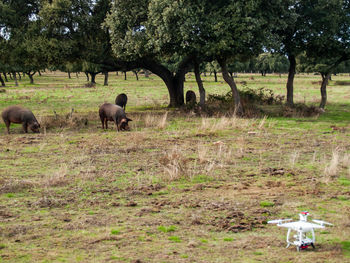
[297,243,315,252]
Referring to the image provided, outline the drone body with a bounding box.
[268,211,333,251]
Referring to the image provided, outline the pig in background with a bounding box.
[115,93,128,110]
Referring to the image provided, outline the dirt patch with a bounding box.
[2,225,29,238]
[126,183,164,196]
[0,208,15,219]
[31,196,68,208]
[209,209,267,232]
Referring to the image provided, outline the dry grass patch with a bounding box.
[144,112,168,129]
[39,110,89,131]
[42,164,69,187]
[200,116,253,133]
[0,179,36,194]
[159,147,190,181]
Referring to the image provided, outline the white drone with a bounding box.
[268,211,333,251]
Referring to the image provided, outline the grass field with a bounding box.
[1,71,350,262]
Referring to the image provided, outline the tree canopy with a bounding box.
[0,0,349,109]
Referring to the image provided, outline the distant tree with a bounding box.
[40,0,117,84]
[1,0,45,84]
[206,0,283,114]
[270,0,308,106]
[205,62,220,82]
[255,53,289,76]
[301,0,350,108]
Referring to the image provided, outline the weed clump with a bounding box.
[282,104,324,117]
[196,87,284,117]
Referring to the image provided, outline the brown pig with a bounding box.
[99,103,132,131]
[1,105,40,134]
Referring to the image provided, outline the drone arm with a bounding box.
[286,228,291,248]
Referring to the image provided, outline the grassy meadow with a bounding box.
[0,71,350,262]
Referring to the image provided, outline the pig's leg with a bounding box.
[3,119,10,134]
[100,116,105,129]
[105,119,108,129]
[22,122,28,133]
[113,116,119,131]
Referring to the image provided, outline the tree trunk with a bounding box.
[85,72,89,82]
[104,72,108,86]
[286,54,296,106]
[194,60,205,106]
[76,72,79,78]
[90,73,97,84]
[134,71,139,81]
[18,72,21,80]
[319,73,330,109]
[124,71,127,80]
[26,72,36,84]
[214,71,218,82]
[0,73,5,86]
[116,71,119,76]
[3,73,8,82]
[12,72,18,86]
[68,71,71,79]
[135,57,193,107]
[217,58,243,115]
[28,74,34,84]
[38,71,42,76]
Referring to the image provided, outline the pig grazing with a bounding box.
[115,93,128,110]
[186,90,196,105]
[99,103,132,131]
[2,105,40,134]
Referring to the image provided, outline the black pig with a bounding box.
[115,93,128,110]
[186,90,196,105]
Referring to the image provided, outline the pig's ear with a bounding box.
[127,118,132,122]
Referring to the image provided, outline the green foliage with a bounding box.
[255,53,289,75]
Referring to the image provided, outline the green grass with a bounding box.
[110,229,121,235]
[341,241,350,257]
[158,225,176,233]
[168,236,182,243]
[1,72,350,262]
[260,201,275,207]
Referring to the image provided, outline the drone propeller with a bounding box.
[268,219,292,224]
[312,219,333,226]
